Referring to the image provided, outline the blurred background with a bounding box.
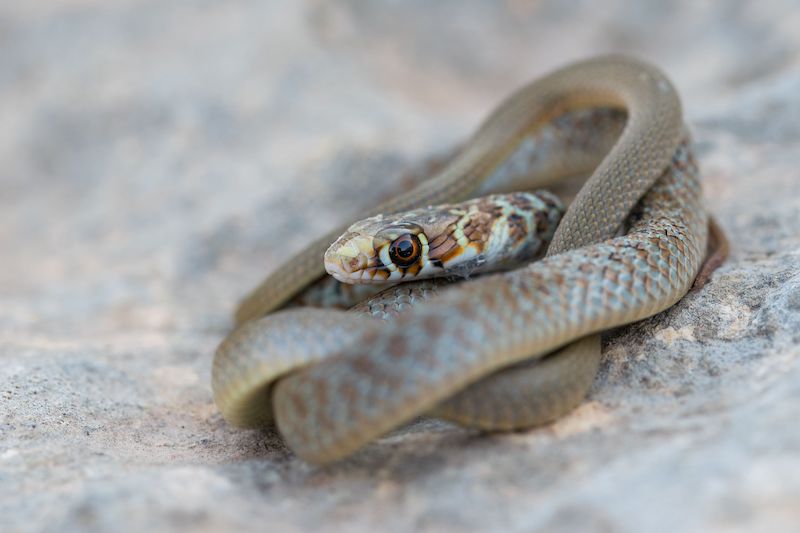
[2,1,800,532]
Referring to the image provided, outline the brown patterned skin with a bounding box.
[213,56,717,464]
[323,191,563,285]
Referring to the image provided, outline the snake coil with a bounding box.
[213,56,712,464]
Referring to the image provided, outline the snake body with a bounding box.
[213,56,711,464]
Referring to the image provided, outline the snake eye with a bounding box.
[388,234,421,267]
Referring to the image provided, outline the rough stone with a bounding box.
[2,1,800,532]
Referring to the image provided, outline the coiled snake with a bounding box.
[212,56,725,464]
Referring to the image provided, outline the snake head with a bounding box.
[324,192,564,285]
[324,212,452,284]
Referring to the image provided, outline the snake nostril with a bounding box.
[348,257,362,272]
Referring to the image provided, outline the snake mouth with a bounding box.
[325,254,371,283]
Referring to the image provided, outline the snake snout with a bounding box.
[324,235,375,283]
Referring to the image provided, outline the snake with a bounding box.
[212,55,726,464]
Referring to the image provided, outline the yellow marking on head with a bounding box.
[440,245,465,263]
[358,238,376,256]
[402,263,419,277]
[335,242,361,259]
[418,233,430,271]
[379,245,398,271]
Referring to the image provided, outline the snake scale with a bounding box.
[213,56,719,464]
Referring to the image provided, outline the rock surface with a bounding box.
[2,1,800,532]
